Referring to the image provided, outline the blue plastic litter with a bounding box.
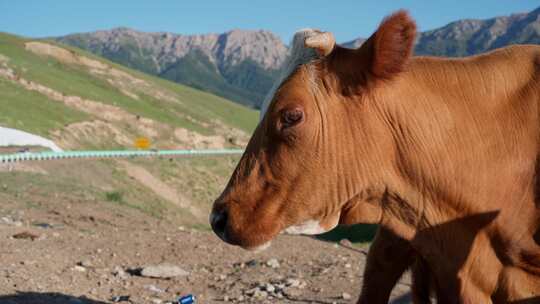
[178,294,195,304]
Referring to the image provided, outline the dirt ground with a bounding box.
[0,158,412,304]
[0,196,412,304]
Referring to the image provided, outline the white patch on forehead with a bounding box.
[259,29,321,121]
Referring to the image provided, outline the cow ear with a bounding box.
[359,10,416,79]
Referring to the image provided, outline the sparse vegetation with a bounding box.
[0,78,88,136]
[105,191,123,203]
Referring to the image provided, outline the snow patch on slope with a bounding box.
[0,127,63,152]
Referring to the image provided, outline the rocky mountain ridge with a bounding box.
[58,28,288,107]
[413,7,540,56]
[75,27,288,72]
[58,6,540,108]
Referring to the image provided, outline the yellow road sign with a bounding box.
[134,137,151,149]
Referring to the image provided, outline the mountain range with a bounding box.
[57,6,540,108]
[57,28,287,108]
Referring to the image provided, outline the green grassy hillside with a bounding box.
[0,78,89,136]
[0,32,257,149]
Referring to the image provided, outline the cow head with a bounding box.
[211,11,417,250]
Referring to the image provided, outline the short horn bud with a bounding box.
[304,31,336,56]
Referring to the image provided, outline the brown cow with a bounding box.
[211,10,540,303]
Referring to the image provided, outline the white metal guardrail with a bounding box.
[0,149,244,163]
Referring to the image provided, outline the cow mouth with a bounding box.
[216,232,274,252]
[245,241,272,252]
[225,231,277,252]
[210,210,277,251]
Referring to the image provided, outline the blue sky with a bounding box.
[1,1,538,43]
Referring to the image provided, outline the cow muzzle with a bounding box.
[210,209,229,243]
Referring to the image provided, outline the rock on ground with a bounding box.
[140,264,189,279]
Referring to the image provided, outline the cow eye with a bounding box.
[280,107,304,129]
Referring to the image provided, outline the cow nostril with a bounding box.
[212,211,228,234]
